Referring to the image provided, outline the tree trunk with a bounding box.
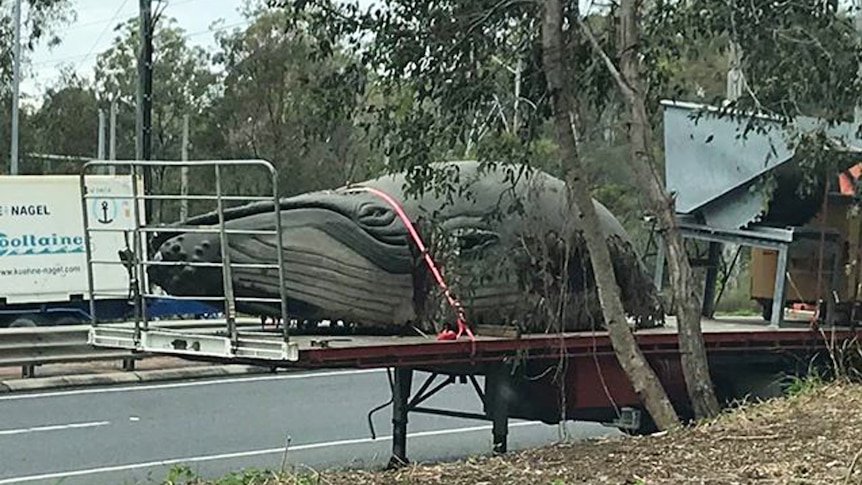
[541,0,680,431]
[582,0,721,419]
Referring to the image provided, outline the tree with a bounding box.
[210,6,372,197]
[578,0,722,419]
[27,69,99,173]
[94,16,217,159]
[541,0,681,428]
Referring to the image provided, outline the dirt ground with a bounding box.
[254,381,862,485]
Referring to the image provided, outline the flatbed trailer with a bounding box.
[81,159,862,466]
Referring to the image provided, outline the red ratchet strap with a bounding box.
[343,186,476,344]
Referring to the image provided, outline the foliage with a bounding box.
[783,371,826,397]
[29,70,98,164]
[656,0,860,122]
[0,0,75,175]
[93,16,217,161]
[0,0,74,90]
[209,5,372,197]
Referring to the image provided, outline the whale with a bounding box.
[145,161,663,334]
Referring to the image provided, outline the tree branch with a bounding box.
[575,15,636,105]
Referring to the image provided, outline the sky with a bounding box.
[22,0,251,99]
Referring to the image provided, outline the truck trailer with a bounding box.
[0,173,216,327]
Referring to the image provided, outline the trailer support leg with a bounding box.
[21,364,35,379]
[122,357,136,372]
[485,365,510,454]
[770,246,789,328]
[388,367,413,469]
[702,242,722,318]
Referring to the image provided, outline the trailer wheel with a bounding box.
[9,316,40,328]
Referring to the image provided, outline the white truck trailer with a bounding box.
[0,174,215,327]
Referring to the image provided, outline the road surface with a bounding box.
[0,369,617,485]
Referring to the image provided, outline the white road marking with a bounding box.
[0,421,110,437]
[0,421,543,484]
[0,369,385,401]
[128,417,140,422]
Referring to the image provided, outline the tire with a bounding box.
[9,316,40,328]
[52,316,82,326]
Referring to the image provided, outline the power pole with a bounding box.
[10,0,23,175]
[136,0,154,215]
[109,98,117,175]
[97,109,106,160]
[180,114,189,220]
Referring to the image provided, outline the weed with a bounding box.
[211,469,279,485]
[783,372,824,397]
[161,465,198,485]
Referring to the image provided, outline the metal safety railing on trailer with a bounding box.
[80,159,294,360]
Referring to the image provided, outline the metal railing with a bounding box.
[80,160,292,359]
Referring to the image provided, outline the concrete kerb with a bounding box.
[0,364,275,393]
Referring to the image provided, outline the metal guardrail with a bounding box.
[0,319,263,379]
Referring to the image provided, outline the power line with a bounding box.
[72,0,133,74]
[31,18,253,69]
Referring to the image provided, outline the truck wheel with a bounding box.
[52,316,82,325]
[9,316,40,328]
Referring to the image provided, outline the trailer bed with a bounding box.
[89,316,853,369]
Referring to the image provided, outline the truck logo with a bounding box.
[0,205,50,217]
[91,199,118,225]
[0,233,85,257]
[9,205,51,216]
[98,201,114,224]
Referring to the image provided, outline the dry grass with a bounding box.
[201,380,862,485]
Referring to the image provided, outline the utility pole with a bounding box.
[136,0,154,215]
[97,109,106,160]
[726,41,744,104]
[180,114,189,220]
[109,98,117,175]
[10,0,23,175]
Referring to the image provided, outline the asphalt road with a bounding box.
[0,369,617,485]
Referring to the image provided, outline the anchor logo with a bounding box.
[93,199,117,225]
[99,201,114,224]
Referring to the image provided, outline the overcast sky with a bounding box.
[23,0,255,98]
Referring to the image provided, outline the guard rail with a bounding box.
[0,319,262,378]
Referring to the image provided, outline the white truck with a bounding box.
[0,174,215,327]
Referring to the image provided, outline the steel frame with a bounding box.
[654,217,843,328]
[371,365,512,467]
[80,160,295,359]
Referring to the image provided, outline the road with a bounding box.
[0,369,617,485]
